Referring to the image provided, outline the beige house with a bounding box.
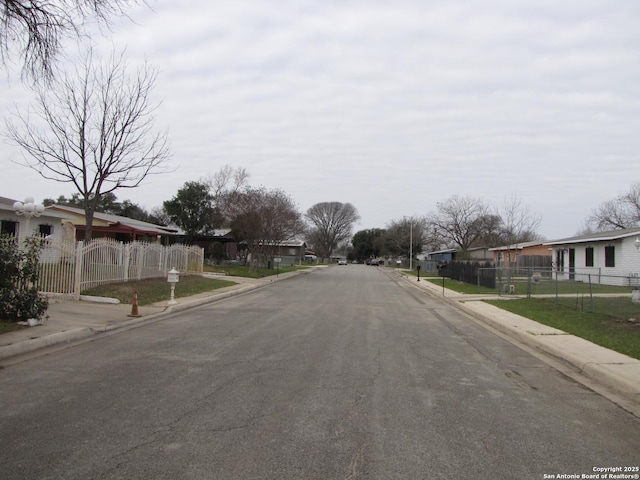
[47,205,179,243]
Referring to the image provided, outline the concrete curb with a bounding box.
[0,327,95,361]
[398,272,640,407]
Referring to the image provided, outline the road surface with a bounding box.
[1,265,638,479]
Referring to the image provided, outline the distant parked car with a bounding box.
[338,259,348,265]
[370,259,379,266]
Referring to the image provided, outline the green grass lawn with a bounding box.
[502,279,630,296]
[484,298,640,360]
[81,265,312,305]
[81,275,237,305]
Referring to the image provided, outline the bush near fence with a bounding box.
[38,238,204,299]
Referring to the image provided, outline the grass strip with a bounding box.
[484,298,640,360]
[81,275,236,306]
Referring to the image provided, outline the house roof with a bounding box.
[0,196,72,220]
[48,204,179,236]
[543,227,640,246]
[489,241,546,252]
[280,240,306,247]
[212,228,232,237]
[427,248,456,255]
[260,240,307,247]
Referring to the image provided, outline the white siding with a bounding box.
[551,237,640,286]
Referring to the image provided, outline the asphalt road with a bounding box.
[1,265,639,480]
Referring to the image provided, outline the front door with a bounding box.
[555,249,564,271]
[569,248,575,280]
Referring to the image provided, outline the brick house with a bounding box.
[489,241,552,269]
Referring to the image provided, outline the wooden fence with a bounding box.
[37,238,204,299]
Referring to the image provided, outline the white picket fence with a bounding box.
[37,238,204,299]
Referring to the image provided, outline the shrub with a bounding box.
[0,235,48,322]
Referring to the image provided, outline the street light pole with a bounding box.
[409,217,413,271]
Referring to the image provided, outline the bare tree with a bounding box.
[1,0,142,81]
[305,202,360,259]
[495,194,542,264]
[207,164,250,199]
[205,164,250,226]
[426,195,494,251]
[5,48,170,242]
[588,183,640,231]
[228,187,303,269]
[149,206,171,226]
[497,195,541,241]
[384,216,427,259]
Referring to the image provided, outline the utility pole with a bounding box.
[403,215,415,271]
[410,216,413,271]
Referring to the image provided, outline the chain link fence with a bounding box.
[477,267,640,320]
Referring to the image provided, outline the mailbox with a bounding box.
[167,268,179,306]
[167,268,179,283]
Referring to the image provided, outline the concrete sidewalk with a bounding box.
[397,272,640,415]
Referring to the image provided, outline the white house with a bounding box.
[0,196,73,243]
[544,227,640,286]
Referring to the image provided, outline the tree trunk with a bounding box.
[84,198,96,244]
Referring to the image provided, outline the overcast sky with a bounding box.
[2,0,640,240]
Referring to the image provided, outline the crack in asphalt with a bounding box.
[342,442,367,480]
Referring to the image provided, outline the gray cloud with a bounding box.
[2,0,640,238]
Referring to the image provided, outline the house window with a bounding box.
[585,247,594,267]
[604,245,615,267]
[289,248,296,255]
[1,220,18,236]
[39,224,53,237]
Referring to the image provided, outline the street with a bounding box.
[1,265,639,479]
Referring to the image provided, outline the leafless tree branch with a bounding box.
[588,183,640,231]
[5,46,170,241]
[1,0,143,81]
